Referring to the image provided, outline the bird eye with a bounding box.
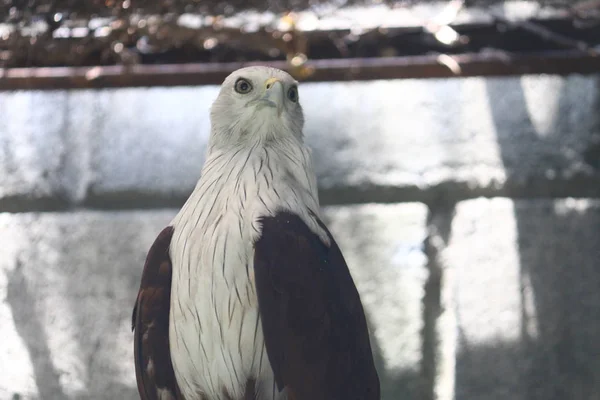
[287,86,298,103]
[234,78,253,94]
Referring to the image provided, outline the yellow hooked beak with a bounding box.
[261,77,284,114]
[264,77,280,89]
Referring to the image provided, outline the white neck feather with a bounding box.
[171,135,328,245]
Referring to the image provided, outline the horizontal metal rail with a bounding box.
[0,50,598,90]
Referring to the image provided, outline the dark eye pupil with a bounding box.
[288,88,297,101]
[235,78,252,93]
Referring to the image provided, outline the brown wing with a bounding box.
[253,212,380,400]
[132,226,182,400]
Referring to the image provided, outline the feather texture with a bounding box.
[132,226,182,400]
[254,212,381,400]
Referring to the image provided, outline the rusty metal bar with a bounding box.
[0,50,599,90]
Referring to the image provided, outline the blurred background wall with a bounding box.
[1,74,599,400]
[1,0,600,399]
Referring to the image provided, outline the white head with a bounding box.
[209,66,304,149]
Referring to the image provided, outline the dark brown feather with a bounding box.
[254,212,380,400]
[132,226,182,400]
[222,378,257,400]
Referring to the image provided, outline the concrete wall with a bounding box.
[0,74,599,400]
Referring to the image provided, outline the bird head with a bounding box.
[209,66,305,148]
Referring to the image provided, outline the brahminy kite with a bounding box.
[132,66,380,400]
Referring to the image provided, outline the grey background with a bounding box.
[0,73,599,399]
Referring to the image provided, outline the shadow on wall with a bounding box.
[2,213,171,400]
[453,202,600,400]
[518,202,600,400]
[451,76,600,400]
[7,259,67,399]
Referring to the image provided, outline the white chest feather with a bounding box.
[168,140,325,400]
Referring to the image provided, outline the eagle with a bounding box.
[132,66,380,400]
